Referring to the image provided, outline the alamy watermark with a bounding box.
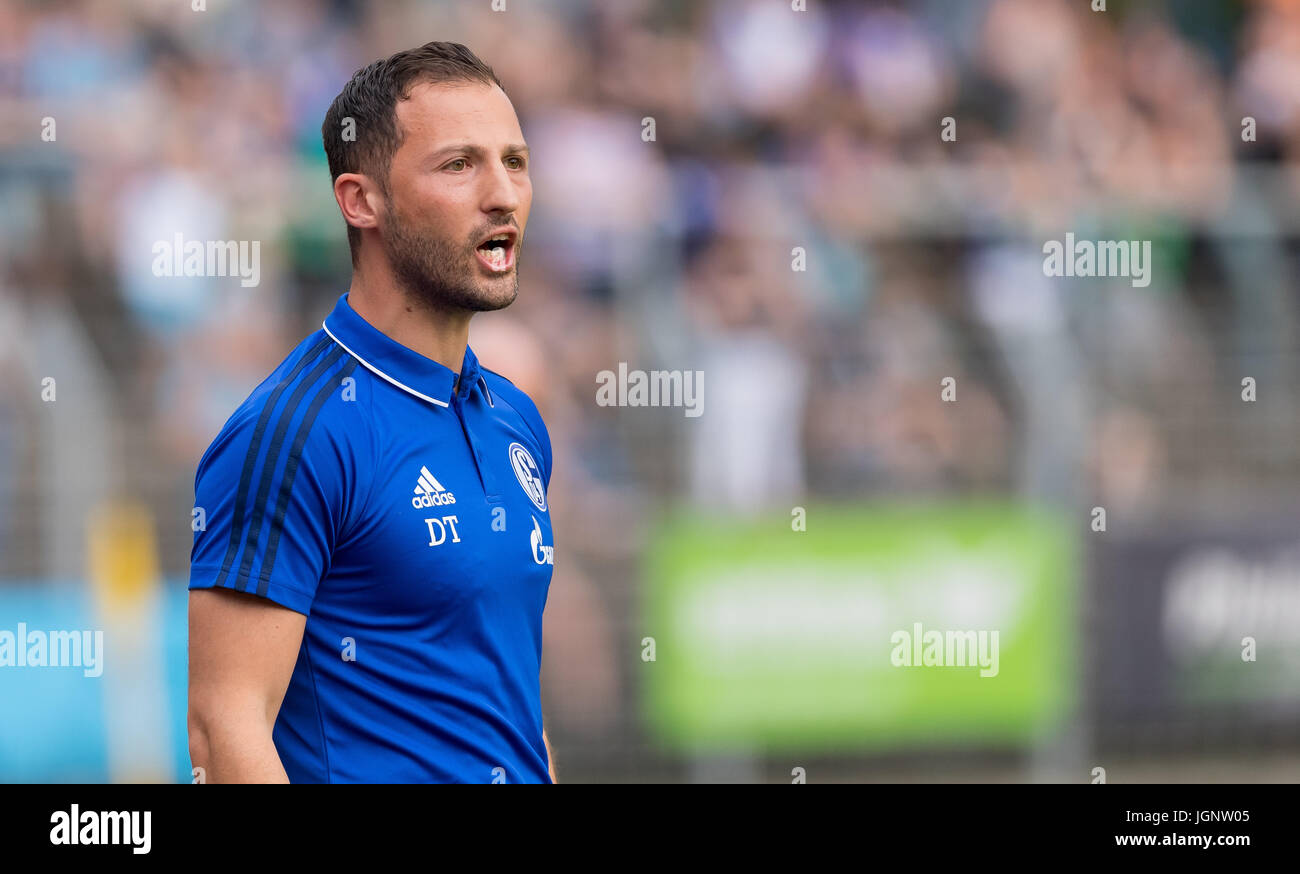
[50,805,150,854]
[1042,232,1151,287]
[152,233,261,287]
[890,622,999,678]
[0,622,103,677]
[596,363,703,418]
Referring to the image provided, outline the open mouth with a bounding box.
[474,229,517,274]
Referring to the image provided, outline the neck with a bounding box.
[347,269,472,375]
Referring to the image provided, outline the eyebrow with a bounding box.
[428,143,530,161]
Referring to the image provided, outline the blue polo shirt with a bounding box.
[189,293,555,783]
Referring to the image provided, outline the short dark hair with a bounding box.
[321,42,504,263]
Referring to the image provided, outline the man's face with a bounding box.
[380,80,531,313]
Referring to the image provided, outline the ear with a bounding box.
[334,173,383,234]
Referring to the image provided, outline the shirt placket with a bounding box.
[451,381,502,503]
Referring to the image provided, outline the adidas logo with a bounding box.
[411,465,456,508]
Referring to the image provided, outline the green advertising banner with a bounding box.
[643,503,1076,752]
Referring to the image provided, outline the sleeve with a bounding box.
[189,402,350,616]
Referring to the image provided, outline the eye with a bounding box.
[505,155,526,170]
[445,158,468,172]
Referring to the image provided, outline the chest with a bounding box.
[330,403,554,619]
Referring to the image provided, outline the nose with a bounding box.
[481,159,520,218]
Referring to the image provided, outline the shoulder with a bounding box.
[480,366,552,484]
[197,330,371,483]
[481,367,549,440]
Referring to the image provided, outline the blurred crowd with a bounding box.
[4,0,1300,756]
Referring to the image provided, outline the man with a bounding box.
[187,42,556,783]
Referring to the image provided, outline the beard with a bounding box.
[381,199,519,314]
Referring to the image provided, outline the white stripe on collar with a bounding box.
[322,321,450,408]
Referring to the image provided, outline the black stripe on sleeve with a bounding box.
[231,345,344,592]
[257,357,360,594]
[212,335,332,590]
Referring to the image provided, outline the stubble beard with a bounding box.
[382,198,519,314]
